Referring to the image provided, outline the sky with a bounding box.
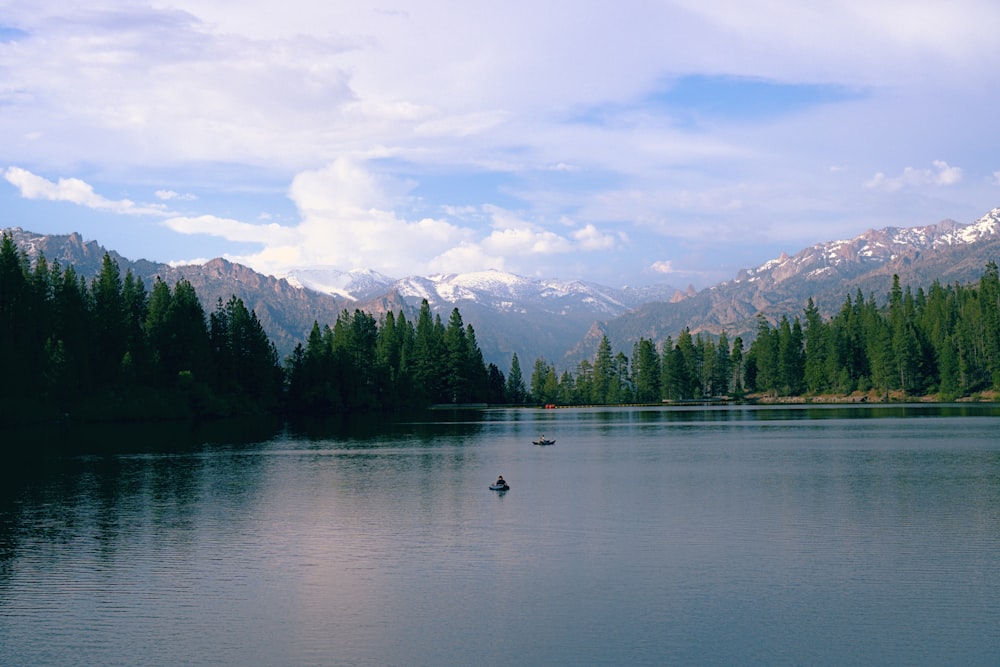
[3,1,1000,289]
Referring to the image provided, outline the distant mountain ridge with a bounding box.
[567,208,1000,365]
[283,266,681,313]
[4,228,351,357]
[282,268,680,367]
[2,227,678,369]
[352,271,680,367]
[283,267,396,301]
[6,206,1000,373]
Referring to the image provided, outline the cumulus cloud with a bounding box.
[5,159,623,279]
[651,260,674,274]
[208,160,627,277]
[428,243,506,275]
[4,166,170,216]
[572,224,618,250]
[261,158,471,274]
[864,160,963,191]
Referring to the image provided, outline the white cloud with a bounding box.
[221,158,474,275]
[6,0,1000,287]
[864,160,963,192]
[244,162,625,276]
[428,243,506,275]
[156,189,197,201]
[163,215,299,245]
[572,224,618,251]
[481,226,572,256]
[4,166,170,216]
[651,260,674,274]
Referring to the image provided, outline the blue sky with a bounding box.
[3,1,1000,288]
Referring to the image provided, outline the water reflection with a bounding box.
[286,408,487,444]
[2,406,1000,666]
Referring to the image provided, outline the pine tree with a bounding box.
[713,331,732,397]
[91,253,127,388]
[465,324,489,403]
[730,336,745,399]
[937,333,960,400]
[610,351,632,403]
[443,308,469,403]
[632,338,661,402]
[52,265,91,390]
[776,315,804,395]
[676,328,698,398]
[486,363,506,404]
[0,234,32,399]
[803,298,829,394]
[751,316,777,395]
[979,261,1000,388]
[506,353,527,403]
[413,299,445,403]
[592,335,614,403]
[121,270,149,382]
[557,370,576,404]
[163,279,210,385]
[662,335,690,400]
[530,358,554,404]
[210,295,282,408]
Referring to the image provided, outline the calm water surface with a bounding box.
[2,405,1000,666]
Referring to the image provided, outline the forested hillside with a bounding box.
[528,265,1000,404]
[0,234,510,423]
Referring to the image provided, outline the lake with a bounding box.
[2,405,1000,666]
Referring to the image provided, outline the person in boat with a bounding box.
[495,475,507,488]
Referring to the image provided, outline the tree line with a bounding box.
[283,302,512,411]
[1,235,285,420]
[0,233,511,420]
[527,263,1000,404]
[5,230,999,421]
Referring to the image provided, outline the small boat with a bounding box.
[490,482,510,491]
[532,437,556,446]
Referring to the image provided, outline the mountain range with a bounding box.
[567,208,1000,366]
[6,206,1000,372]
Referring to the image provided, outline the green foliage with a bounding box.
[505,353,527,404]
[282,299,500,413]
[632,338,661,402]
[523,266,1000,405]
[743,269,1000,398]
[1,239,284,422]
[7,228,1000,422]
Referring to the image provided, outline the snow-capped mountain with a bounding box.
[569,208,1000,366]
[385,270,677,316]
[733,208,1000,287]
[284,266,680,316]
[282,268,680,368]
[283,267,395,301]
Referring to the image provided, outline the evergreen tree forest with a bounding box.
[529,264,1000,405]
[282,302,507,412]
[5,229,1000,421]
[1,234,284,421]
[0,233,505,421]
